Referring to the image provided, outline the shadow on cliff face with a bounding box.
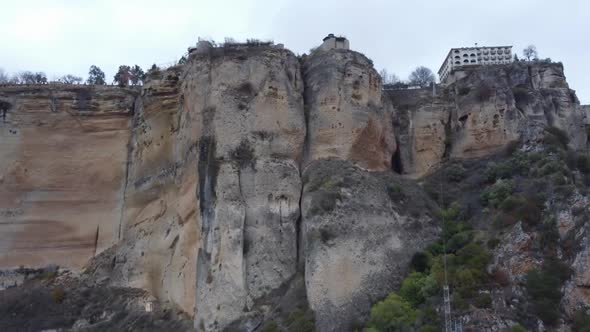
[0,100,11,122]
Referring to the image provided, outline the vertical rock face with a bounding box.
[0,85,136,268]
[385,62,588,178]
[386,88,452,177]
[183,46,306,330]
[303,50,395,171]
[301,50,435,331]
[107,67,199,315]
[301,161,437,331]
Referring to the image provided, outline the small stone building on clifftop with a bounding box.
[439,45,513,83]
[319,34,349,51]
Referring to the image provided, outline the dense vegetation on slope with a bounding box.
[365,126,590,331]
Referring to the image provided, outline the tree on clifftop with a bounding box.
[523,45,538,61]
[87,65,106,85]
[18,71,47,84]
[408,66,435,88]
[58,75,82,84]
[379,69,400,85]
[114,65,132,86]
[0,68,8,83]
[130,65,145,85]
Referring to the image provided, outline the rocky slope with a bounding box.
[0,43,589,332]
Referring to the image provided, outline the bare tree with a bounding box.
[379,69,400,85]
[0,68,8,83]
[18,71,47,84]
[523,45,538,61]
[58,75,83,84]
[408,66,435,87]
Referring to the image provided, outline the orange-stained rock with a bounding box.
[0,85,138,268]
[303,49,395,171]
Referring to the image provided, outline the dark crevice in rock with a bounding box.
[391,140,403,174]
[0,100,11,123]
[197,135,218,257]
[442,109,453,159]
[93,225,100,257]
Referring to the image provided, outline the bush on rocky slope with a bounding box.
[366,128,590,330]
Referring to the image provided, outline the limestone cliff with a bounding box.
[0,85,137,268]
[387,62,588,177]
[1,43,590,332]
[300,50,435,331]
[302,50,395,171]
[184,45,305,330]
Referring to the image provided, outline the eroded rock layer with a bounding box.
[303,49,395,171]
[0,85,137,268]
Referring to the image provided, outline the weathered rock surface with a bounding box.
[105,67,200,315]
[386,62,588,177]
[184,45,306,330]
[301,160,438,331]
[303,50,395,171]
[386,88,451,177]
[0,85,137,269]
[2,45,590,332]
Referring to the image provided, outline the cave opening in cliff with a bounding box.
[392,145,403,174]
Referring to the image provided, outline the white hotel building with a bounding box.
[438,46,513,83]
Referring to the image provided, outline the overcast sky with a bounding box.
[1,0,589,103]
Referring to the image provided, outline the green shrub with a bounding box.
[475,293,492,308]
[577,154,590,174]
[410,251,430,273]
[447,231,472,252]
[485,152,533,182]
[481,179,514,207]
[387,184,405,201]
[261,321,280,332]
[400,272,428,306]
[51,287,65,304]
[366,293,417,331]
[525,258,571,326]
[417,325,438,332]
[458,86,470,96]
[511,324,527,332]
[499,194,542,226]
[487,237,501,249]
[446,163,466,182]
[539,219,560,251]
[285,308,315,332]
[544,126,569,150]
[572,310,590,332]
